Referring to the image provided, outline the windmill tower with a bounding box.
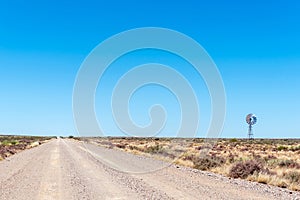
[246,114,257,139]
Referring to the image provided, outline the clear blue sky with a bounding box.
[0,0,299,138]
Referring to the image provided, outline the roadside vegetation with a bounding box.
[0,135,53,160]
[80,137,300,191]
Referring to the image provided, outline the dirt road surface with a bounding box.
[0,139,299,200]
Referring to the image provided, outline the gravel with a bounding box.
[0,138,299,200]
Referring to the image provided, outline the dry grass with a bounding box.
[0,135,53,160]
[80,137,300,191]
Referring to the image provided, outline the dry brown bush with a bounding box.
[229,160,262,179]
[193,155,225,171]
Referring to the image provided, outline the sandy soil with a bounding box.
[0,138,299,200]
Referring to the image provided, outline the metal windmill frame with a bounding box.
[246,114,257,139]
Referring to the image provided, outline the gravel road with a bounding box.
[0,138,299,200]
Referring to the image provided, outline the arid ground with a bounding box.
[82,137,300,192]
[0,136,299,200]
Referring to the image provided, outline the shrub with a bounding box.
[195,144,212,151]
[284,171,300,183]
[228,153,235,163]
[10,140,18,145]
[264,154,277,161]
[1,140,11,146]
[128,145,140,151]
[192,138,204,143]
[277,181,288,188]
[144,145,164,154]
[291,145,300,151]
[229,160,262,179]
[68,135,74,139]
[278,159,300,169]
[181,153,195,161]
[193,155,225,171]
[229,138,238,143]
[213,145,224,151]
[277,146,288,151]
[115,143,126,149]
[255,173,271,184]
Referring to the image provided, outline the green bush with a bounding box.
[277,146,288,151]
[291,145,300,151]
[1,140,11,146]
[229,138,238,143]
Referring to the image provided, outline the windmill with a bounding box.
[246,114,257,139]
